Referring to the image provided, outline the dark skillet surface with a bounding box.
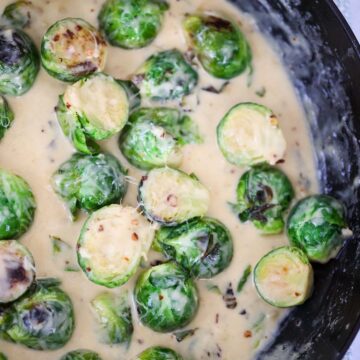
[228,1,360,359]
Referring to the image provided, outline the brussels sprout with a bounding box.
[232,164,294,234]
[98,0,169,49]
[2,1,32,29]
[183,14,251,79]
[217,103,286,167]
[0,352,7,360]
[134,262,198,332]
[116,80,141,112]
[0,278,75,350]
[41,18,107,82]
[154,217,233,278]
[287,195,347,263]
[135,346,183,360]
[254,246,313,307]
[0,27,39,96]
[60,349,102,360]
[0,240,35,303]
[52,153,128,218]
[77,205,154,288]
[91,291,133,345]
[119,107,201,170]
[133,49,198,101]
[138,167,209,225]
[56,73,130,154]
[0,96,14,139]
[0,168,36,239]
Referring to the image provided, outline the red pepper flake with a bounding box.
[159,294,164,300]
[131,232,139,241]
[75,25,82,31]
[66,102,71,109]
[166,194,178,207]
[244,330,252,338]
[131,219,139,225]
[90,8,95,12]
[76,244,81,250]
[215,313,219,324]
[141,175,148,182]
[294,292,301,297]
[53,34,60,42]
[124,257,130,262]
[276,159,285,164]
[66,29,75,39]
[98,224,104,232]
[86,267,91,272]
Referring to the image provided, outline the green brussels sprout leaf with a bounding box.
[50,236,79,272]
[2,1,32,28]
[0,96,14,140]
[237,265,251,293]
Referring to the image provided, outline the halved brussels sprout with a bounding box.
[183,14,252,79]
[138,167,210,225]
[56,73,130,154]
[0,168,36,239]
[52,153,128,218]
[77,205,154,288]
[98,0,169,49]
[134,262,198,332]
[2,1,32,28]
[0,27,39,96]
[154,217,233,278]
[0,240,35,303]
[254,246,313,308]
[135,346,183,360]
[119,107,201,170]
[287,195,347,263]
[41,18,107,82]
[133,49,198,101]
[0,96,14,139]
[60,349,102,360]
[232,163,294,234]
[1,278,75,350]
[217,103,286,166]
[91,291,133,345]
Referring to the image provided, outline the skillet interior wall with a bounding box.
[229,0,360,359]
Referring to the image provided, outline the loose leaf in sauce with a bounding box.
[205,282,222,295]
[202,81,230,94]
[237,265,252,293]
[50,236,79,272]
[1,1,32,29]
[173,328,198,342]
[91,291,133,345]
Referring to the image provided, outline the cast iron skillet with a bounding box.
[228,0,360,359]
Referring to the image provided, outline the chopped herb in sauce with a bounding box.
[237,265,252,293]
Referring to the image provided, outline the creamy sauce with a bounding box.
[0,0,318,359]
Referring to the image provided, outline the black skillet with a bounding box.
[228,0,360,359]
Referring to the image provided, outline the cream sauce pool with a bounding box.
[0,0,318,359]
